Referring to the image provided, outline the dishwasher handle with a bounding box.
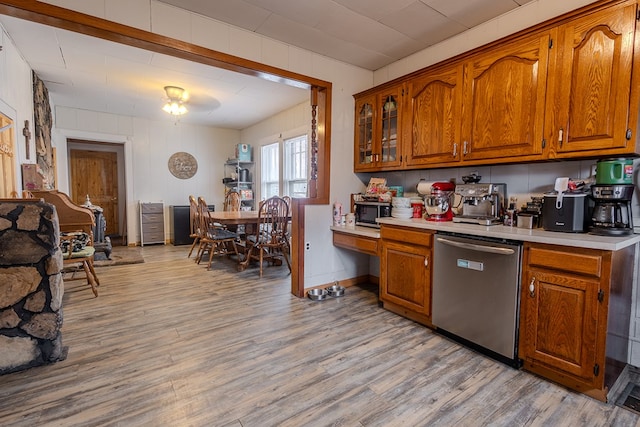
[436,237,516,255]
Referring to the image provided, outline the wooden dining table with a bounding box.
[207,210,289,272]
[208,210,259,225]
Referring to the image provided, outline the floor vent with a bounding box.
[616,383,640,415]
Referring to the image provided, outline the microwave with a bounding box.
[354,201,392,228]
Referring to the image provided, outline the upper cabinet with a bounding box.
[355,0,640,172]
[354,86,404,171]
[461,32,552,163]
[547,0,637,157]
[404,62,464,167]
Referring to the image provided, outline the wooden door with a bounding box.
[549,1,636,155]
[70,149,119,235]
[380,239,431,316]
[0,113,16,198]
[519,269,600,382]
[404,62,464,167]
[461,32,551,162]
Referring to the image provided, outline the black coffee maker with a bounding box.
[589,184,634,235]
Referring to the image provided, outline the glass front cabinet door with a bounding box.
[354,86,403,171]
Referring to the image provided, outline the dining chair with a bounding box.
[195,197,240,270]
[224,190,241,212]
[187,195,200,258]
[244,196,291,277]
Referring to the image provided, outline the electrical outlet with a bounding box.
[305,242,310,250]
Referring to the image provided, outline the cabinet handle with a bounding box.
[558,128,563,147]
[424,256,429,268]
[463,141,468,155]
[529,277,535,297]
[452,143,458,157]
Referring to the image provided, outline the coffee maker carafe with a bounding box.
[589,184,634,236]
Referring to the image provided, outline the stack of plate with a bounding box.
[392,207,413,219]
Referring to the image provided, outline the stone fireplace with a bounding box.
[0,199,66,374]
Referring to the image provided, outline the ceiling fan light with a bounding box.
[163,101,188,115]
[162,86,189,116]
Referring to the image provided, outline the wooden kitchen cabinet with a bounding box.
[403,62,464,167]
[332,230,379,256]
[547,0,638,157]
[460,31,551,163]
[354,85,404,171]
[379,224,433,326]
[353,0,640,172]
[518,242,634,402]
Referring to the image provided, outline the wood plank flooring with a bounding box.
[1,244,640,426]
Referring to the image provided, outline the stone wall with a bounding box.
[0,200,65,374]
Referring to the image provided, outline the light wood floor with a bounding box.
[2,244,640,426]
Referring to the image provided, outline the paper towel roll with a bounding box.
[416,180,436,195]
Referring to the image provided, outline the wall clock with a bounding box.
[168,152,198,179]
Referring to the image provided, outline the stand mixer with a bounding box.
[421,181,455,221]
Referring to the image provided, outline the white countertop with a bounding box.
[331,218,640,251]
[330,225,380,238]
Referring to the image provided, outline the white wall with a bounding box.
[0,24,35,181]
[54,106,240,244]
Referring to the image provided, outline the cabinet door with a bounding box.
[354,86,403,171]
[380,240,431,316]
[354,94,377,171]
[520,269,600,381]
[377,87,403,169]
[549,1,636,155]
[404,63,464,167]
[461,32,550,161]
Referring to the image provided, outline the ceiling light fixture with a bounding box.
[162,86,188,116]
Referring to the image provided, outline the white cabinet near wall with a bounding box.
[139,201,165,246]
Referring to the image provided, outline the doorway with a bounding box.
[68,139,126,241]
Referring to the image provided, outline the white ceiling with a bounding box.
[159,0,533,70]
[0,0,534,129]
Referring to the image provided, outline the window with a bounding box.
[284,135,308,198]
[260,134,308,199]
[261,142,280,199]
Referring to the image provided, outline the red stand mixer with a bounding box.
[423,181,455,221]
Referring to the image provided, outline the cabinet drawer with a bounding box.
[142,231,164,243]
[526,244,604,278]
[142,222,164,233]
[142,213,163,223]
[381,225,432,247]
[141,203,163,214]
[333,232,379,256]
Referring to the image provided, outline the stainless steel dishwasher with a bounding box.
[432,233,522,366]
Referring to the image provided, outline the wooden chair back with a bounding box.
[224,191,241,212]
[246,196,291,277]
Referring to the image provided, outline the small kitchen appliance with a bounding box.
[353,199,392,228]
[542,192,591,232]
[452,183,506,225]
[595,158,633,185]
[423,181,455,221]
[589,184,634,236]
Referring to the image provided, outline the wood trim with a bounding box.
[0,0,333,297]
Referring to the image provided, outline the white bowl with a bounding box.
[392,197,411,207]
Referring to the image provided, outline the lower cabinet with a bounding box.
[518,242,634,402]
[380,224,433,326]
